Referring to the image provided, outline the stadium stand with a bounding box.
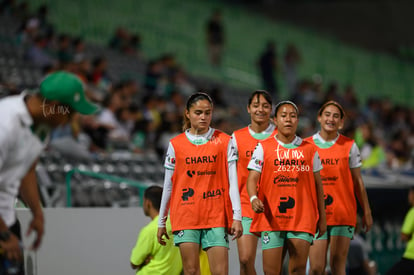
[0,0,413,274]
[28,0,414,106]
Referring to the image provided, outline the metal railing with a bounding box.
[65,168,149,207]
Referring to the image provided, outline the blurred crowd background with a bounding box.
[0,0,413,273]
[0,0,412,171]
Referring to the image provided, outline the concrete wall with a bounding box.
[17,208,264,275]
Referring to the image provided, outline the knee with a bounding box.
[209,264,227,275]
[310,264,326,275]
[239,254,254,267]
[290,263,307,275]
[330,255,347,273]
[183,265,199,275]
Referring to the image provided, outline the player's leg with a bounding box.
[237,217,258,275]
[203,227,229,275]
[286,232,313,275]
[206,246,229,275]
[329,226,354,275]
[329,236,351,275]
[308,231,329,275]
[261,231,285,275]
[237,235,258,275]
[175,230,202,275]
[179,242,202,275]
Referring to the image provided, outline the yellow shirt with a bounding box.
[130,215,182,274]
[402,207,414,260]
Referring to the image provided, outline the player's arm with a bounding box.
[157,143,174,245]
[313,171,327,238]
[351,167,372,232]
[400,208,414,242]
[227,140,242,239]
[130,227,153,270]
[401,233,412,242]
[0,126,10,234]
[131,255,153,270]
[246,143,264,213]
[312,151,326,237]
[227,139,241,220]
[350,143,373,232]
[0,128,25,261]
[18,159,45,250]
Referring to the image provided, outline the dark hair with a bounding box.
[182,92,213,131]
[248,90,272,106]
[274,100,299,117]
[144,186,163,211]
[318,100,345,119]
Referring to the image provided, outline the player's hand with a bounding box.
[316,217,327,239]
[157,227,169,246]
[251,198,264,213]
[363,212,373,232]
[0,233,23,261]
[26,214,44,250]
[230,220,242,240]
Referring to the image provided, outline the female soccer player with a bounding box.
[247,100,326,275]
[157,92,243,275]
[231,90,277,275]
[307,101,373,275]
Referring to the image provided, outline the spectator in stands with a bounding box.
[341,84,360,122]
[131,118,150,153]
[34,4,53,34]
[291,78,321,117]
[144,59,165,95]
[96,90,129,143]
[283,43,301,96]
[307,101,373,275]
[385,186,414,275]
[361,98,381,126]
[24,33,55,68]
[121,79,140,100]
[0,71,98,274]
[123,33,142,59]
[206,9,225,66]
[209,86,240,123]
[231,90,277,275]
[356,122,386,169]
[49,112,96,161]
[16,17,39,47]
[163,90,185,123]
[157,92,242,275]
[388,129,412,169]
[90,56,112,92]
[257,40,278,99]
[71,53,91,84]
[55,33,73,65]
[81,114,110,151]
[108,27,130,52]
[323,82,341,104]
[155,120,181,158]
[130,186,182,274]
[172,67,196,97]
[72,37,86,61]
[141,95,163,149]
